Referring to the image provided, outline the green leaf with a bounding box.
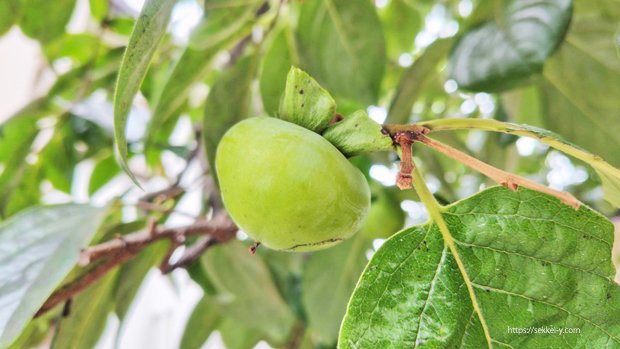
[43,34,101,66]
[339,187,620,348]
[89,0,109,22]
[88,153,120,195]
[0,0,19,36]
[113,0,177,186]
[189,0,262,50]
[388,38,454,123]
[19,0,77,44]
[448,0,573,92]
[301,236,370,344]
[278,67,336,133]
[180,294,220,349]
[146,13,254,157]
[114,240,168,320]
[201,241,295,345]
[379,0,420,58]
[259,27,298,117]
[541,15,620,168]
[296,0,386,104]
[0,205,105,348]
[203,54,258,180]
[218,318,264,349]
[51,269,118,349]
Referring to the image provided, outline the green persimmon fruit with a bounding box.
[216,117,370,251]
[361,185,405,239]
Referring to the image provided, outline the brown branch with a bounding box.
[417,134,580,209]
[35,214,237,318]
[36,252,136,317]
[160,237,219,274]
[80,213,236,265]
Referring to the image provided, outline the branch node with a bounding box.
[394,132,416,190]
[500,177,519,191]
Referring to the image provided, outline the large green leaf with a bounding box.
[180,294,220,349]
[340,187,620,348]
[113,0,177,185]
[19,0,76,44]
[541,16,620,169]
[448,0,573,92]
[203,53,258,179]
[0,205,105,348]
[51,270,118,349]
[0,0,19,36]
[200,241,295,345]
[301,236,370,345]
[296,0,386,105]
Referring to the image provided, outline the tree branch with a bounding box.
[35,214,237,318]
[417,134,580,209]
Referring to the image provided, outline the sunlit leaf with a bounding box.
[0,205,105,348]
[20,0,77,44]
[340,187,620,348]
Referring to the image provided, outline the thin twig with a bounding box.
[417,135,580,209]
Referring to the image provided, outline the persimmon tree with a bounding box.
[1,0,620,348]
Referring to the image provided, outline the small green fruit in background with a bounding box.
[216,117,370,251]
[361,184,405,239]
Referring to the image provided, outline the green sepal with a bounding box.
[322,110,393,157]
[278,67,336,133]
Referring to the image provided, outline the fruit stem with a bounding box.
[249,241,261,255]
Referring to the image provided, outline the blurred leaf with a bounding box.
[301,236,370,344]
[201,241,295,345]
[296,0,386,105]
[218,318,263,349]
[114,240,168,320]
[19,0,77,44]
[278,67,336,133]
[0,0,19,36]
[113,0,177,185]
[380,0,420,58]
[541,16,620,167]
[0,205,105,348]
[203,53,258,179]
[89,0,109,22]
[44,34,101,66]
[6,315,52,349]
[449,0,573,92]
[260,27,298,116]
[180,294,220,349]
[189,0,262,50]
[340,187,620,347]
[51,270,118,349]
[88,153,120,195]
[146,14,253,161]
[388,38,454,123]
